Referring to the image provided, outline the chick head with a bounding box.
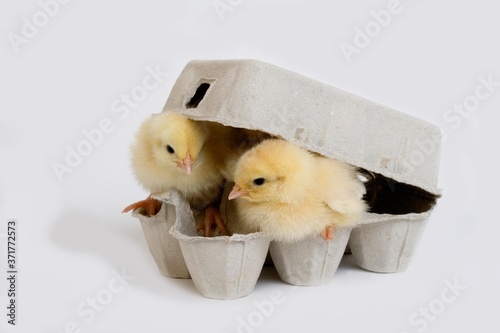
[229,139,311,203]
[149,112,207,175]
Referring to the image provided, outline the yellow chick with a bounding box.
[123,112,232,236]
[228,139,366,243]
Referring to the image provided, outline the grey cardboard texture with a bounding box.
[269,226,353,286]
[132,192,190,279]
[169,183,272,300]
[132,59,442,299]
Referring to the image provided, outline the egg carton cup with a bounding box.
[132,191,190,279]
[349,212,431,273]
[130,59,441,298]
[169,187,272,300]
[269,227,353,286]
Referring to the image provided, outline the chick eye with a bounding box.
[252,178,266,186]
[166,145,175,154]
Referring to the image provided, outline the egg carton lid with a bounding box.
[163,59,441,195]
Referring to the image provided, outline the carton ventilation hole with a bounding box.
[186,83,211,108]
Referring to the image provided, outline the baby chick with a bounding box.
[228,139,366,243]
[123,112,232,236]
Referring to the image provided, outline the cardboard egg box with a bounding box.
[132,59,441,299]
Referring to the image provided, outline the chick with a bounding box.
[228,139,366,243]
[123,112,232,236]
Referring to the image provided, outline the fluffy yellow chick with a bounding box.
[123,112,234,236]
[228,139,366,243]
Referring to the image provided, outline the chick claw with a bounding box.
[202,206,229,237]
[122,196,162,217]
[321,225,335,241]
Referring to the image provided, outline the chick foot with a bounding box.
[199,205,230,237]
[122,196,162,217]
[321,225,334,241]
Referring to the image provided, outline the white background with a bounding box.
[1,0,499,332]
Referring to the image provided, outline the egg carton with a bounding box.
[131,59,441,299]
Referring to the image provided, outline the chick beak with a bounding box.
[181,155,193,175]
[228,185,249,200]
